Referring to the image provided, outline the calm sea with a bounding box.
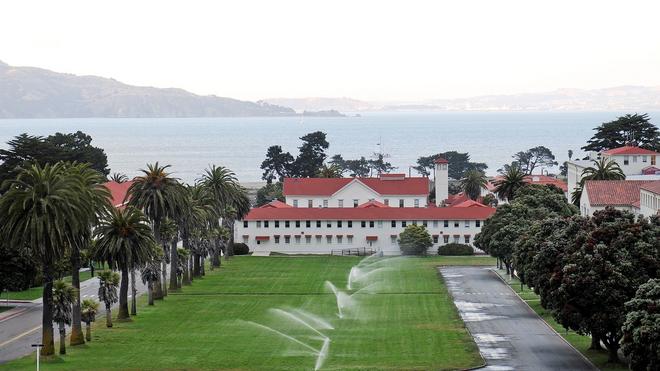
[1,111,657,184]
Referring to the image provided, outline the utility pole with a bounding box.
[32,344,43,371]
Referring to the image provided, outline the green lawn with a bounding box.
[2,255,487,370]
[495,269,628,371]
[5,268,105,301]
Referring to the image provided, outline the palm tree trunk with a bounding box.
[153,276,163,299]
[105,304,112,327]
[161,258,168,297]
[130,269,137,315]
[182,237,191,285]
[85,322,91,341]
[201,257,206,276]
[58,322,66,355]
[41,263,56,356]
[212,240,221,268]
[69,248,84,346]
[169,238,178,291]
[117,268,130,320]
[193,254,201,277]
[147,281,154,305]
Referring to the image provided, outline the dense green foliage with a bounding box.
[255,181,284,206]
[437,243,474,256]
[621,278,660,370]
[232,242,250,255]
[0,132,109,184]
[413,151,487,179]
[512,146,558,175]
[398,225,433,255]
[493,164,526,201]
[582,113,660,152]
[459,169,487,200]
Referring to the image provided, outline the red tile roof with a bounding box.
[357,200,390,208]
[486,175,567,192]
[602,146,659,156]
[104,181,133,208]
[283,177,429,196]
[585,180,655,206]
[452,199,490,208]
[641,180,660,194]
[642,166,660,175]
[244,206,495,221]
[434,157,449,164]
[259,200,293,208]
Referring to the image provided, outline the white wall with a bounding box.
[236,218,484,255]
[286,180,427,208]
[435,163,448,205]
[579,187,636,216]
[640,189,659,218]
[604,154,656,175]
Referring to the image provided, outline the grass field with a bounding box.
[495,269,628,371]
[2,255,492,370]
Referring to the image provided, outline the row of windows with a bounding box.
[622,155,656,166]
[641,192,659,209]
[249,234,472,245]
[291,198,421,208]
[245,219,481,228]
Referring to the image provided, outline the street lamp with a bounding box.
[31,343,43,371]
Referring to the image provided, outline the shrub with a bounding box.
[398,225,433,256]
[438,243,474,256]
[233,243,250,255]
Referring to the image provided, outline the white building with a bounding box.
[236,158,495,255]
[579,179,658,217]
[567,145,660,199]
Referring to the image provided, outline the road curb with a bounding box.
[490,268,598,371]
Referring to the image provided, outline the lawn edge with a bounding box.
[490,269,599,371]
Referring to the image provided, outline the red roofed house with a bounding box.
[104,180,133,208]
[567,145,660,201]
[579,180,657,216]
[237,159,495,255]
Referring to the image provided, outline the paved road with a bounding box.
[439,266,597,371]
[0,270,157,364]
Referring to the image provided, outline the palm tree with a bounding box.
[128,163,181,296]
[67,163,109,346]
[52,280,76,355]
[109,172,128,183]
[494,165,527,202]
[81,299,99,341]
[159,218,178,293]
[222,188,251,259]
[141,261,161,306]
[460,170,488,200]
[94,206,156,320]
[571,158,626,205]
[0,163,84,356]
[318,164,343,178]
[176,248,189,288]
[97,271,120,327]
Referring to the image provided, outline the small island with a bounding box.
[301,109,346,117]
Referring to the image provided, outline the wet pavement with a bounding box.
[439,267,597,371]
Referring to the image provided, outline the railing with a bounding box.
[331,247,376,256]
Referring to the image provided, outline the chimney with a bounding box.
[434,157,448,206]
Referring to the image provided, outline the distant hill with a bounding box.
[0,60,295,118]
[264,97,375,113]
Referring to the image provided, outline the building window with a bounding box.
[391,220,396,227]
[633,155,638,163]
[377,221,383,228]
[305,235,311,244]
[294,235,301,244]
[652,156,656,165]
[443,235,449,244]
[308,199,313,208]
[347,221,352,228]
[275,220,280,228]
[337,220,343,228]
[256,221,261,228]
[399,199,404,208]
[264,221,269,228]
[453,235,460,243]
[433,235,439,244]
[444,220,449,227]
[464,220,470,228]
[624,156,629,165]
[347,236,353,244]
[316,220,321,228]
[274,236,280,244]
[401,221,407,227]
[327,221,332,228]
[390,235,397,245]
[476,220,481,227]
[315,235,322,243]
[369,221,375,228]
[434,220,440,228]
[384,199,389,206]
[464,235,471,244]
[338,199,344,207]
[293,199,298,208]
[306,220,311,228]
[454,221,459,228]
[353,199,359,207]
[295,221,301,228]
[243,221,248,228]
[337,236,343,244]
[326,236,332,244]
[422,220,428,227]
[412,220,417,226]
[361,221,366,228]
[323,200,328,208]
[414,199,420,208]
[285,220,290,228]
[285,236,291,244]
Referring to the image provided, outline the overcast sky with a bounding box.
[2,0,660,101]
